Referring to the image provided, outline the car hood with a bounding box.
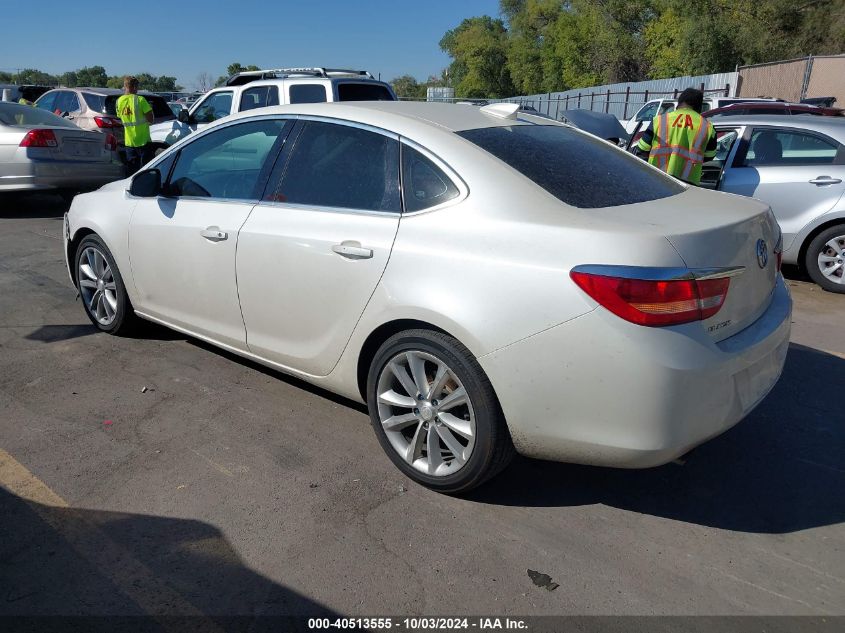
[560,109,629,141]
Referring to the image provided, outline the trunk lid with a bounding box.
[590,187,780,341]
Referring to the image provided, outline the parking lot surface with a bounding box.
[0,193,843,618]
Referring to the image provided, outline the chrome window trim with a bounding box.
[570,265,746,281]
[291,114,400,140]
[255,199,401,218]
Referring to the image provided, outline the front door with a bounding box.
[237,120,402,376]
[719,126,845,251]
[128,117,291,350]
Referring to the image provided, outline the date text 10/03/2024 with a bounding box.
[307,617,529,630]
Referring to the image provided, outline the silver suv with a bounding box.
[150,67,396,149]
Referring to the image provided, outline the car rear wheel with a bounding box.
[366,329,514,494]
[806,225,845,293]
[75,235,137,334]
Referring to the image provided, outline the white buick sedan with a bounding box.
[64,102,791,493]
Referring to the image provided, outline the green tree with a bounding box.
[13,69,57,85]
[389,74,423,99]
[440,16,515,98]
[74,66,108,87]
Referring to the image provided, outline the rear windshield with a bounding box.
[90,94,175,120]
[336,82,395,101]
[457,124,684,208]
[0,103,76,128]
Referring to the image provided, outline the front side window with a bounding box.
[272,121,400,212]
[166,119,288,200]
[744,129,840,166]
[635,101,659,122]
[289,84,327,104]
[402,145,460,212]
[458,124,684,208]
[193,92,233,123]
[714,129,740,162]
[240,86,280,111]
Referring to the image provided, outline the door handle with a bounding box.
[200,226,228,241]
[332,241,373,259]
[809,176,843,185]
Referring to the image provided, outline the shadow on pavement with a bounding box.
[469,343,844,534]
[0,193,70,219]
[0,486,337,627]
[25,324,98,343]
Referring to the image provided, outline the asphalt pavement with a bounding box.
[0,192,842,622]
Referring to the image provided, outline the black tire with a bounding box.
[366,329,514,494]
[805,225,845,293]
[74,234,138,335]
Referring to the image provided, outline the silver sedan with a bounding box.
[701,115,845,292]
[0,102,124,194]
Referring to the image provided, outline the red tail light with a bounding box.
[570,271,732,326]
[20,129,58,148]
[94,116,123,129]
[105,133,118,151]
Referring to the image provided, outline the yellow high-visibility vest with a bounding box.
[116,94,153,147]
[637,108,715,185]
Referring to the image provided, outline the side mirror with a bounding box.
[178,109,192,124]
[129,169,162,197]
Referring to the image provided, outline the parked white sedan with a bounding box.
[64,102,791,493]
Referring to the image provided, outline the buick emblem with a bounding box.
[756,239,768,269]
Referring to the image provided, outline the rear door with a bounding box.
[236,119,401,375]
[128,117,291,349]
[719,126,845,251]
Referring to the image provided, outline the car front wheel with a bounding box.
[806,225,845,293]
[367,329,514,494]
[75,235,136,334]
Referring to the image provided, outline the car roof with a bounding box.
[709,114,845,136]
[50,87,161,97]
[222,101,565,135]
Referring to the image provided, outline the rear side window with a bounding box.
[744,129,840,166]
[457,125,684,208]
[337,83,395,101]
[289,84,327,104]
[240,86,280,111]
[273,121,400,212]
[102,95,174,119]
[145,95,176,119]
[402,145,460,212]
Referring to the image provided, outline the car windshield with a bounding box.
[0,103,77,128]
[457,124,684,208]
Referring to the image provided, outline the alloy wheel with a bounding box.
[376,351,476,477]
[78,246,118,326]
[817,235,845,285]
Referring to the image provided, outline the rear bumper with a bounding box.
[479,275,792,467]
[0,160,125,191]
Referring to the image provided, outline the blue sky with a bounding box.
[1,0,502,89]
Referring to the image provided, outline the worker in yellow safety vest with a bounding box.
[636,88,717,186]
[116,76,154,174]
[18,97,34,106]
